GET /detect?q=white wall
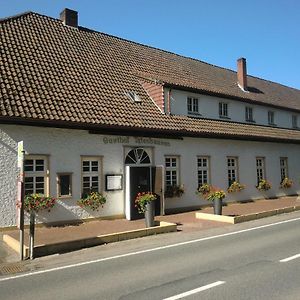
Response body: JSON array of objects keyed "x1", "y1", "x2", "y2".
[
  {"x1": 1, "y1": 124, "x2": 300, "y2": 227},
  {"x1": 0, "y1": 129, "x2": 18, "y2": 227},
  {"x1": 167, "y1": 88, "x2": 299, "y2": 129}
]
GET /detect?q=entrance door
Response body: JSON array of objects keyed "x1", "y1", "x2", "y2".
[
  {"x1": 129, "y1": 166, "x2": 151, "y2": 220},
  {"x1": 125, "y1": 166, "x2": 164, "y2": 220}
]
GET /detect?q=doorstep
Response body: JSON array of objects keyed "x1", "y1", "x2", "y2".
[
  {"x1": 2, "y1": 221, "x2": 177, "y2": 258},
  {"x1": 196, "y1": 205, "x2": 300, "y2": 224}
]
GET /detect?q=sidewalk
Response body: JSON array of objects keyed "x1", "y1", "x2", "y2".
[{"x1": 1, "y1": 196, "x2": 300, "y2": 262}]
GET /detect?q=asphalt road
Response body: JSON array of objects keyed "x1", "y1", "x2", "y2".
[{"x1": 0, "y1": 213, "x2": 300, "y2": 300}]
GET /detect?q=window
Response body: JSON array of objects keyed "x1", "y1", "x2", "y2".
[
  {"x1": 187, "y1": 97, "x2": 199, "y2": 114},
  {"x1": 268, "y1": 111, "x2": 275, "y2": 125},
  {"x1": 125, "y1": 148, "x2": 150, "y2": 164},
  {"x1": 280, "y1": 157, "x2": 288, "y2": 181},
  {"x1": 292, "y1": 115, "x2": 298, "y2": 128},
  {"x1": 82, "y1": 157, "x2": 102, "y2": 197},
  {"x1": 219, "y1": 102, "x2": 228, "y2": 118},
  {"x1": 57, "y1": 173, "x2": 72, "y2": 197},
  {"x1": 197, "y1": 156, "x2": 210, "y2": 187},
  {"x1": 245, "y1": 107, "x2": 254, "y2": 122},
  {"x1": 165, "y1": 156, "x2": 179, "y2": 188},
  {"x1": 227, "y1": 157, "x2": 238, "y2": 187},
  {"x1": 24, "y1": 156, "x2": 48, "y2": 195},
  {"x1": 256, "y1": 157, "x2": 266, "y2": 184}
]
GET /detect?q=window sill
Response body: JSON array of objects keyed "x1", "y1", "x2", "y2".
[
  {"x1": 246, "y1": 119, "x2": 256, "y2": 123},
  {"x1": 219, "y1": 115, "x2": 231, "y2": 120},
  {"x1": 268, "y1": 123, "x2": 277, "y2": 126},
  {"x1": 58, "y1": 195, "x2": 72, "y2": 199},
  {"x1": 188, "y1": 112, "x2": 202, "y2": 116}
]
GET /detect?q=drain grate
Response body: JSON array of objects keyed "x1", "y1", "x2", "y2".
[{"x1": 0, "y1": 263, "x2": 26, "y2": 275}]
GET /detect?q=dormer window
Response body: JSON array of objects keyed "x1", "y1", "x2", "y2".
[
  {"x1": 187, "y1": 97, "x2": 199, "y2": 114},
  {"x1": 126, "y1": 91, "x2": 141, "y2": 103},
  {"x1": 268, "y1": 111, "x2": 275, "y2": 125},
  {"x1": 219, "y1": 102, "x2": 229, "y2": 118}
]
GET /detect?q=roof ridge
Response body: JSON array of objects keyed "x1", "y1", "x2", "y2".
[
  {"x1": 0, "y1": 11, "x2": 33, "y2": 22},
  {"x1": 0, "y1": 10, "x2": 60, "y2": 24}
]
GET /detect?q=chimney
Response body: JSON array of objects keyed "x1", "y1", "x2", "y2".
[
  {"x1": 237, "y1": 57, "x2": 247, "y2": 91},
  {"x1": 60, "y1": 8, "x2": 78, "y2": 28}
]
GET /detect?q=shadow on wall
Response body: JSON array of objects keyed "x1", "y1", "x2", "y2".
[
  {"x1": 31, "y1": 199, "x2": 110, "y2": 227},
  {"x1": 29, "y1": 202, "x2": 82, "y2": 227}
]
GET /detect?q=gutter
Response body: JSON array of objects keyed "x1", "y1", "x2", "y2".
[{"x1": 1, "y1": 116, "x2": 300, "y2": 144}]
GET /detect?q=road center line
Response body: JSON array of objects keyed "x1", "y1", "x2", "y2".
[
  {"x1": 162, "y1": 281, "x2": 225, "y2": 300},
  {"x1": 279, "y1": 253, "x2": 300, "y2": 262},
  {"x1": 1, "y1": 216, "x2": 300, "y2": 282}
]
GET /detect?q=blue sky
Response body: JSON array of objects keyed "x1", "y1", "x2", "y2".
[{"x1": 1, "y1": 0, "x2": 300, "y2": 89}]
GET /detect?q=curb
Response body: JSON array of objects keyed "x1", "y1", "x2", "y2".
[
  {"x1": 2, "y1": 221, "x2": 177, "y2": 258},
  {"x1": 195, "y1": 205, "x2": 300, "y2": 224}
]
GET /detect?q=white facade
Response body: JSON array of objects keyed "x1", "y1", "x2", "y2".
[
  {"x1": 0, "y1": 124, "x2": 299, "y2": 228},
  {"x1": 167, "y1": 88, "x2": 299, "y2": 129}
]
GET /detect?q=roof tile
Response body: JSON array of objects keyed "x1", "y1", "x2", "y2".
[{"x1": 0, "y1": 12, "x2": 300, "y2": 143}]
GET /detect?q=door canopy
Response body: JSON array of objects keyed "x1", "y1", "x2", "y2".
[{"x1": 125, "y1": 148, "x2": 150, "y2": 164}]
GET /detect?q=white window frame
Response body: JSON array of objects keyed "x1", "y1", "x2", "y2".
[
  {"x1": 227, "y1": 157, "x2": 239, "y2": 187},
  {"x1": 187, "y1": 97, "x2": 199, "y2": 114},
  {"x1": 256, "y1": 157, "x2": 266, "y2": 184},
  {"x1": 280, "y1": 157, "x2": 288, "y2": 181},
  {"x1": 81, "y1": 156, "x2": 102, "y2": 197},
  {"x1": 245, "y1": 106, "x2": 254, "y2": 122},
  {"x1": 219, "y1": 102, "x2": 228, "y2": 118},
  {"x1": 268, "y1": 111, "x2": 275, "y2": 125},
  {"x1": 24, "y1": 155, "x2": 49, "y2": 196},
  {"x1": 197, "y1": 156, "x2": 210, "y2": 187},
  {"x1": 165, "y1": 156, "x2": 180, "y2": 188}
]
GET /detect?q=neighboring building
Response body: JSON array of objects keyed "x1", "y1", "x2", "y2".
[{"x1": 1, "y1": 9, "x2": 300, "y2": 228}]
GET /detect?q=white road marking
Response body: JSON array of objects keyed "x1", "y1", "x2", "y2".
[
  {"x1": 279, "y1": 253, "x2": 300, "y2": 262},
  {"x1": 162, "y1": 281, "x2": 225, "y2": 300},
  {"x1": 0, "y1": 216, "x2": 300, "y2": 282}
]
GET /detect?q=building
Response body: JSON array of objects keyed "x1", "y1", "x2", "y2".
[{"x1": 1, "y1": 9, "x2": 300, "y2": 228}]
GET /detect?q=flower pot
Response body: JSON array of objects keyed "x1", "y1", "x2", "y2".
[
  {"x1": 213, "y1": 198, "x2": 222, "y2": 215},
  {"x1": 144, "y1": 201, "x2": 155, "y2": 228}
]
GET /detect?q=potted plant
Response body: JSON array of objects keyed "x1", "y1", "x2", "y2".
[
  {"x1": 256, "y1": 179, "x2": 272, "y2": 191},
  {"x1": 77, "y1": 192, "x2": 106, "y2": 211},
  {"x1": 227, "y1": 181, "x2": 245, "y2": 193},
  {"x1": 22, "y1": 193, "x2": 56, "y2": 259},
  {"x1": 280, "y1": 177, "x2": 293, "y2": 189},
  {"x1": 135, "y1": 192, "x2": 157, "y2": 227},
  {"x1": 197, "y1": 184, "x2": 226, "y2": 215},
  {"x1": 165, "y1": 184, "x2": 184, "y2": 198},
  {"x1": 24, "y1": 193, "x2": 56, "y2": 213}
]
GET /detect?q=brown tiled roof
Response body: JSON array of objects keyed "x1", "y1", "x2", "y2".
[{"x1": 1, "y1": 11, "x2": 300, "y2": 143}]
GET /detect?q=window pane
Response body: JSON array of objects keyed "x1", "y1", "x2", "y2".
[
  {"x1": 59, "y1": 175, "x2": 71, "y2": 196},
  {"x1": 82, "y1": 161, "x2": 90, "y2": 172},
  {"x1": 91, "y1": 161, "x2": 98, "y2": 171},
  {"x1": 24, "y1": 160, "x2": 34, "y2": 172},
  {"x1": 35, "y1": 176, "x2": 44, "y2": 182},
  {"x1": 35, "y1": 160, "x2": 44, "y2": 171},
  {"x1": 187, "y1": 97, "x2": 192, "y2": 112},
  {"x1": 25, "y1": 177, "x2": 33, "y2": 183}
]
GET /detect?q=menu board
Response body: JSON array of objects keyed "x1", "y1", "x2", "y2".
[{"x1": 106, "y1": 174, "x2": 123, "y2": 191}]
